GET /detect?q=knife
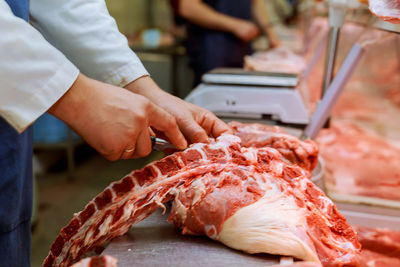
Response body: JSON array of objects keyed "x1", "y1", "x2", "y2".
[{"x1": 150, "y1": 136, "x2": 180, "y2": 153}]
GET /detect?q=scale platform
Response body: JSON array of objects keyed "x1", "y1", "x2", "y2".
[
  {"x1": 185, "y1": 68, "x2": 310, "y2": 126},
  {"x1": 202, "y1": 68, "x2": 299, "y2": 87}
]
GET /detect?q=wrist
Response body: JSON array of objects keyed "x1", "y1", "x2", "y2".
[
  {"x1": 48, "y1": 74, "x2": 92, "y2": 129},
  {"x1": 124, "y1": 75, "x2": 153, "y2": 95},
  {"x1": 124, "y1": 76, "x2": 171, "y2": 105}
]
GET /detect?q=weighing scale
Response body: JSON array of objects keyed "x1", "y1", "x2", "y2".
[{"x1": 185, "y1": 68, "x2": 310, "y2": 128}]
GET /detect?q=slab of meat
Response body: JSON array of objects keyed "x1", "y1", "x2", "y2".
[
  {"x1": 44, "y1": 134, "x2": 360, "y2": 267},
  {"x1": 355, "y1": 226, "x2": 400, "y2": 258},
  {"x1": 316, "y1": 121, "x2": 400, "y2": 202},
  {"x1": 369, "y1": 0, "x2": 400, "y2": 24},
  {"x1": 244, "y1": 47, "x2": 306, "y2": 74},
  {"x1": 270, "y1": 263, "x2": 322, "y2": 267},
  {"x1": 353, "y1": 226, "x2": 400, "y2": 267},
  {"x1": 229, "y1": 121, "x2": 319, "y2": 172},
  {"x1": 70, "y1": 255, "x2": 117, "y2": 267},
  {"x1": 386, "y1": 87, "x2": 400, "y2": 108}
]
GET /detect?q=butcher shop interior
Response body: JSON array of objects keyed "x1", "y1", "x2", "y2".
[{"x1": 3, "y1": 0, "x2": 399, "y2": 266}]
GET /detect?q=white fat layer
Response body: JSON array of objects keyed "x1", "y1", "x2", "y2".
[
  {"x1": 190, "y1": 179, "x2": 206, "y2": 205},
  {"x1": 243, "y1": 149, "x2": 258, "y2": 163},
  {"x1": 170, "y1": 188, "x2": 188, "y2": 224},
  {"x1": 217, "y1": 196, "x2": 320, "y2": 263},
  {"x1": 98, "y1": 215, "x2": 113, "y2": 237}
]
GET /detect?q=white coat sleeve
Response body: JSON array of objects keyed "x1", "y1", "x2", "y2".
[
  {"x1": 30, "y1": 0, "x2": 149, "y2": 88},
  {"x1": 0, "y1": 0, "x2": 80, "y2": 133}
]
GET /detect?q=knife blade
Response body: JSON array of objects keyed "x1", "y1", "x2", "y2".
[{"x1": 150, "y1": 136, "x2": 180, "y2": 153}]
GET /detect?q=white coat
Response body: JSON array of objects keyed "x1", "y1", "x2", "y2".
[{"x1": 0, "y1": 0, "x2": 148, "y2": 132}]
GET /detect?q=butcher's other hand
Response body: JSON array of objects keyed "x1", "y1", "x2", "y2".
[
  {"x1": 49, "y1": 74, "x2": 187, "y2": 161},
  {"x1": 266, "y1": 30, "x2": 281, "y2": 49},
  {"x1": 125, "y1": 76, "x2": 232, "y2": 144},
  {"x1": 233, "y1": 20, "x2": 260, "y2": 42}
]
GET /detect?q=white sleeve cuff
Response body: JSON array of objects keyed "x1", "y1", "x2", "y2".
[{"x1": 102, "y1": 60, "x2": 149, "y2": 88}]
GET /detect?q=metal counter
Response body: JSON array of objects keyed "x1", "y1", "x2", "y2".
[
  {"x1": 103, "y1": 203, "x2": 400, "y2": 266},
  {"x1": 103, "y1": 208, "x2": 281, "y2": 266}
]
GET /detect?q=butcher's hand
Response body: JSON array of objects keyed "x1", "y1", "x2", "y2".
[
  {"x1": 265, "y1": 29, "x2": 281, "y2": 49},
  {"x1": 125, "y1": 76, "x2": 232, "y2": 144},
  {"x1": 232, "y1": 20, "x2": 260, "y2": 42},
  {"x1": 49, "y1": 74, "x2": 187, "y2": 161}
]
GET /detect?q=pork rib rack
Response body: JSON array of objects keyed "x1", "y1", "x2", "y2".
[
  {"x1": 44, "y1": 134, "x2": 360, "y2": 267},
  {"x1": 229, "y1": 121, "x2": 319, "y2": 172}
]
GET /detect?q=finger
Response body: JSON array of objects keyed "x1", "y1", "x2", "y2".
[
  {"x1": 147, "y1": 104, "x2": 188, "y2": 149},
  {"x1": 120, "y1": 144, "x2": 136, "y2": 160},
  {"x1": 203, "y1": 113, "x2": 233, "y2": 138},
  {"x1": 179, "y1": 118, "x2": 210, "y2": 144},
  {"x1": 132, "y1": 129, "x2": 152, "y2": 159},
  {"x1": 198, "y1": 112, "x2": 232, "y2": 138},
  {"x1": 148, "y1": 127, "x2": 156, "y2": 137}
]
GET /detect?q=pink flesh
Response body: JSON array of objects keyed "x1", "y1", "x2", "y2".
[
  {"x1": 386, "y1": 88, "x2": 400, "y2": 108},
  {"x1": 70, "y1": 255, "x2": 117, "y2": 267},
  {"x1": 316, "y1": 121, "x2": 400, "y2": 201},
  {"x1": 354, "y1": 225, "x2": 400, "y2": 258},
  {"x1": 369, "y1": 0, "x2": 400, "y2": 24},
  {"x1": 244, "y1": 48, "x2": 306, "y2": 74},
  {"x1": 44, "y1": 126, "x2": 359, "y2": 267},
  {"x1": 229, "y1": 121, "x2": 319, "y2": 172},
  {"x1": 353, "y1": 225, "x2": 400, "y2": 267}
]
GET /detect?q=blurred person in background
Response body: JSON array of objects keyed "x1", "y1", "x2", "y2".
[
  {"x1": 171, "y1": 0, "x2": 281, "y2": 85},
  {"x1": 0, "y1": 0, "x2": 231, "y2": 265}
]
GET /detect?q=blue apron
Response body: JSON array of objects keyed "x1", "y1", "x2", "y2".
[
  {"x1": 185, "y1": 0, "x2": 253, "y2": 85},
  {"x1": 1, "y1": 1, "x2": 32, "y2": 266}
]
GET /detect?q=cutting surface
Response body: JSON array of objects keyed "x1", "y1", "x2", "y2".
[{"x1": 103, "y1": 207, "x2": 281, "y2": 267}]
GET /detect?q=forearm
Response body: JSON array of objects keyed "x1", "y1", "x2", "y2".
[
  {"x1": 124, "y1": 76, "x2": 174, "y2": 107},
  {"x1": 252, "y1": 0, "x2": 276, "y2": 36},
  {"x1": 179, "y1": 0, "x2": 245, "y2": 33},
  {"x1": 252, "y1": 0, "x2": 280, "y2": 47}
]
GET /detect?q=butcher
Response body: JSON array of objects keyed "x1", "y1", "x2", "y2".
[
  {"x1": 173, "y1": 0, "x2": 281, "y2": 85},
  {"x1": 0, "y1": 0, "x2": 231, "y2": 266}
]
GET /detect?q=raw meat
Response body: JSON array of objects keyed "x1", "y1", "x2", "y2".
[
  {"x1": 244, "y1": 47, "x2": 306, "y2": 74},
  {"x1": 70, "y1": 255, "x2": 117, "y2": 267},
  {"x1": 270, "y1": 263, "x2": 322, "y2": 267},
  {"x1": 369, "y1": 0, "x2": 400, "y2": 24},
  {"x1": 354, "y1": 226, "x2": 400, "y2": 258},
  {"x1": 44, "y1": 134, "x2": 360, "y2": 267},
  {"x1": 316, "y1": 121, "x2": 400, "y2": 201},
  {"x1": 229, "y1": 121, "x2": 319, "y2": 172},
  {"x1": 353, "y1": 226, "x2": 400, "y2": 267},
  {"x1": 332, "y1": 91, "x2": 387, "y2": 122},
  {"x1": 359, "y1": 250, "x2": 400, "y2": 267},
  {"x1": 386, "y1": 87, "x2": 400, "y2": 108}
]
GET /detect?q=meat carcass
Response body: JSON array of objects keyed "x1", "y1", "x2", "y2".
[
  {"x1": 244, "y1": 47, "x2": 307, "y2": 74},
  {"x1": 70, "y1": 255, "x2": 117, "y2": 267},
  {"x1": 229, "y1": 121, "x2": 319, "y2": 172},
  {"x1": 369, "y1": 0, "x2": 400, "y2": 24},
  {"x1": 316, "y1": 121, "x2": 400, "y2": 202},
  {"x1": 353, "y1": 226, "x2": 400, "y2": 267},
  {"x1": 386, "y1": 87, "x2": 400, "y2": 108},
  {"x1": 44, "y1": 134, "x2": 360, "y2": 267}
]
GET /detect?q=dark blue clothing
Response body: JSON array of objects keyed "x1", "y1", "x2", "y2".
[
  {"x1": 1, "y1": 1, "x2": 33, "y2": 266},
  {"x1": 185, "y1": 0, "x2": 253, "y2": 85},
  {"x1": 4, "y1": 0, "x2": 29, "y2": 21}
]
